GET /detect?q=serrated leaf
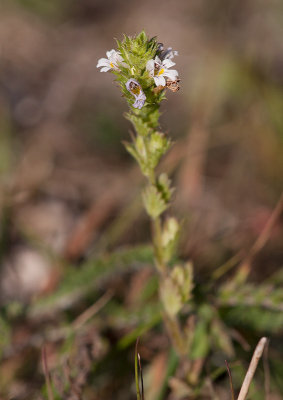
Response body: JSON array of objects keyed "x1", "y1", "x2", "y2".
[
  {"x1": 29, "y1": 245, "x2": 153, "y2": 317},
  {"x1": 160, "y1": 277, "x2": 182, "y2": 317},
  {"x1": 142, "y1": 185, "x2": 168, "y2": 219}
]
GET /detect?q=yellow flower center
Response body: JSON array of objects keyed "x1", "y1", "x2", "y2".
[
  {"x1": 110, "y1": 62, "x2": 114, "y2": 68},
  {"x1": 129, "y1": 81, "x2": 141, "y2": 95},
  {"x1": 158, "y1": 68, "x2": 165, "y2": 76},
  {"x1": 131, "y1": 86, "x2": 140, "y2": 95}
]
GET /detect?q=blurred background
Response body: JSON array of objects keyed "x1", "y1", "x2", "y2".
[{"x1": 0, "y1": 0, "x2": 282, "y2": 399}]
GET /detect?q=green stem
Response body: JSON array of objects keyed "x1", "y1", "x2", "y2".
[
  {"x1": 152, "y1": 217, "x2": 166, "y2": 276},
  {"x1": 134, "y1": 115, "x2": 187, "y2": 357},
  {"x1": 135, "y1": 339, "x2": 141, "y2": 400},
  {"x1": 149, "y1": 181, "x2": 186, "y2": 358},
  {"x1": 163, "y1": 312, "x2": 187, "y2": 357}
]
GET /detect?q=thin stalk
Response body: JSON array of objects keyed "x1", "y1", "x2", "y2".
[
  {"x1": 149, "y1": 187, "x2": 186, "y2": 356},
  {"x1": 152, "y1": 217, "x2": 166, "y2": 276},
  {"x1": 135, "y1": 339, "x2": 141, "y2": 400},
  {"x1": 163, "y1": 312, "x2": 186, "y2": 357},
  {"x1": 237, "y1": 337, "x2": 267, "y2": 400}
]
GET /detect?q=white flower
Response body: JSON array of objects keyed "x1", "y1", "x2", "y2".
[
  {"x1": 146, "y1": 56, "x2": 178, "y2": 87},
  {"x1": 96, "y1": 49, "x2": 126, "y2": 72},
  {"x1": 126, "y1": 79, "x2": 146, "y2": 109}
]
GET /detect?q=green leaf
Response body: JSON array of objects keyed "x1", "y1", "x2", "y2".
[
  {"x1": 29, "y1": 245, "x2": 153, "y2": 317},
  {"x1": 190, "y1": 319, "x2": 210, "y2": 359},
  {"x1": 157, "y1": 173, "x2": 174, "y2": 203},
  {"x1": 160, "y1": 277, "x2": 183, "y2": 317},
  {"x1": 142, "y1": 185, "x2": 168, "y2": 219},
  {"x1": 221, "y1": 305, "x2": 283, "y2": 333}
]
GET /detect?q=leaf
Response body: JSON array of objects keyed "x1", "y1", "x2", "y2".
[
  {"x1": 29, "y1": 245, "x2": 153, "y2": 317},
  {"x1": 142, "y1": 185, "x2": 168, "y2": 219},
  {"x1": 159, "y1": 277, "x2": 182, "y2": 317},
  {"x1": 221, "y1": 305, "x2": 283, "y2": 333},
  {"x1": 190, "y1": 319, "x2": 210, "y2": 359}
]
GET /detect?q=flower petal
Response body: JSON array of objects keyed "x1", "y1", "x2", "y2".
[
  {"x1": 164, "y1": 69, "x2": 178, "y2": 80},
  {"x1": 115, "y1": 54, "x2": 124, "y2": 63},
  {"x1": 160, "y1": 47, "x2": 178, "y2": 60},
  {"x1": 146, "y1": 59, "x2": 155, "y2": 75},
  {"x1": 163, "y1": 59, "x2": 176, "y2": 69},
  {"x1": 154, "y1": 56, "x2": 162, "y2": 65},
  {"x1": 133, "y1": 97, "x2": 146, "y2": 109},
  {"x1": 100, "y1": 66, "x2": 111, "y2": 72},
  {"x1": 126, "y1": 78, "x2": 141, "y2": 91},
  {"x1": 106, "y1": 49, "x2": 117, "y2": 58},
  {"x1": 126, "y1": 79, "x2": 146, "y2": 109},
  {"x1": 96, "y1": 58, "x2": 110, "y2": 68},
  {"x1": 154, "y1": 76, "x2": 166, "y2": 86},
  {"x1": 120, "y1": 61, "x2": 129, "y2": 68}
]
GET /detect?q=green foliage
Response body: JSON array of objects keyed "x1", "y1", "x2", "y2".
[
  {"x1": 135, "y1": 339, "x2": 141, "y2": 400},
  {"x1": 142, "y1": 185, "x2": 168, "y2": 219},
  {"x1": 161, "y1": 217, "x2": 180, "y2": 263},
  {"x1": 190, "y1": 319, "x2": 210, "y2": 360},
  {"x1": 114, "y1": 32, "x2": 163, "y2": 116},
  {"x1": 210, "y1": 317, "x2": 234, "y2": 357},
  {"x1": 147, "y1": 132, "x2": 171, "y2": 169},
  {"x1": 124, "y1": 133, "x2": 171, "y2": 178},
  {"x1": 160, "y1": 277, "x2": 183, "y2": 318},
  {"x1": 0, "y1": 114, "x2": 13, "y2": 175},
  {"x1": 96, "y1": 30, "x2": 283, "y2": 398},
  {"x1": 116, "y1": 32, "x2": 158, "y2": 74},
  {"x1": 156, "y1": 173, "x2": 174, "y2": 203},
  {"x1": 29, "y1": 245, "x2": 153, "y2": 317},
  {"x1": 0, "y1": 314, "x2": 11, "y2": 357},
  {"x1": 125, "y1": 113, "x2": 154, "y2": 137},
  {"x1": 221, "y1": 305, "x2": 283, "y2": 333},
  {"x1": 8, "y1": 0, "x2": 67, "y2": 19},
  {"x1": 117, "y1": 305, "x2": 162, "y2": 349},
  {"x1": 218, "y1": 281, "x2": 283, "y2": 333},
  {"x1": 171, "y1": 263, "x2": 193, "y2": 304}
]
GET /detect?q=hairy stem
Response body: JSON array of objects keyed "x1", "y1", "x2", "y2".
[
  {"x1": 152, "y1": 217, "x2": 166, "y2": 276},
  {"x1": 131, "y1": 106, "x2": 188, "y2": 357},
  {"x1": 147, "y1": 173, "x2": 186, "y2": 357}
]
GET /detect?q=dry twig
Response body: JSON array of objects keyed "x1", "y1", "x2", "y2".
[
  {"x1": 237, "y1": 337, "x2": 267, "y2": 400},
  {"x1": 225, "y1": 360, "x2": 235, "y2": 400},
  {"x1": 72, "y1": 289, "x2": 113, "y2": 330},
  {"x1": 237, "y1": 193, "x2": 283, "y2": 281}
]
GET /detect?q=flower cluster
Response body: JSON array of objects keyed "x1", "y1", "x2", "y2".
[
  {"x1": 97, "y1": 33, "x2": 192, "y2": 362},
  {"x1": 146, "y1": 56, "x2": 178, "y2": 87},
  {"x1": 96, "y1": 32, "x2": 179, "y2": 110}
]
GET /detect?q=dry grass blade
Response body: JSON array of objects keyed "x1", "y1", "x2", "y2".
[
  {"x1": 135, "y1": 338, "x2": 141, "y2": 400},
  {"x1": 263, "y1": 339, "x2": 271, "y2": 400},
  {"x1": 135, "y1": 338, "x2": 145, "y2": 400},
  {"x1": 138, "y1": 353, "x2": 145, "y2": 400},
  {"x1": 238, "y1": 193, "x2": 283, "y2": 281},
  {"x1": 237, "y1": 337, "x2": 267, "y2": 400},
  {"x1": 41, "y1": 346, "x2": 54, "y2": 400},
  {"x1": 225, "y1": 360, "x2": 235, "y2": 400},
  {"x1": 72, "y1": 289, "x2": 114, "y2": 330}
]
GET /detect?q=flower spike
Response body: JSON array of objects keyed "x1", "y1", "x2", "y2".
[{"x1": 96, "y1": 32, "x2": 187, "y2": 362}]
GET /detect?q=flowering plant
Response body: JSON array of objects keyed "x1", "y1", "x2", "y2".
[{"x1": 97, "y1": 31, "x2": 191, "y2": 358}]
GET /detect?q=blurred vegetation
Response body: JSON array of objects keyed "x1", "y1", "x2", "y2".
[{"x1": 0, "y1": 0, "x2": 282, "y2": 399}]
